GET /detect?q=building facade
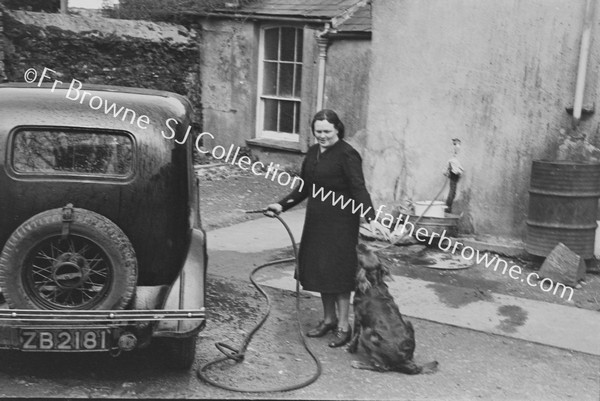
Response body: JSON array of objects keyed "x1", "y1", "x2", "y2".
[
  {"x1": 196, "y1": 0, "x2": 372, "y2": 169},
  {"x1": 364, "y1": 0, "x2": 600, "y2": 238}
]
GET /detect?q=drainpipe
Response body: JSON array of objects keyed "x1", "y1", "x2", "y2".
[
  {"x1": 572, "y1": 0, "x2": 596, "y2": 128},
  {"x1": 316, "y1": 23, "x2": 331, "y2": 111}
]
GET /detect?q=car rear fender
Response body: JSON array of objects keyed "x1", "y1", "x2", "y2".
[{"x1": 153, "y1": 227, "x2": 207, "y2": 337}]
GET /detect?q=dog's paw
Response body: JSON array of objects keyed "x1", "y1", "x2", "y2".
[
  {"x1": 351, "y1": 360, "x2": 365, "y2": 369},
  {"x1": 421, "y1": 361, "x2": 439, "y2": 374}
]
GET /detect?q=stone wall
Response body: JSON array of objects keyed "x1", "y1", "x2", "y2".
[
  {"x1": 0, "y1": 7, "x2": 6, "y2": 81},
  {"x1": 1, "y1": 8, "x2": 201, "y2": 125}
]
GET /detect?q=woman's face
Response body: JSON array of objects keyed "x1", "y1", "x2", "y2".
[{"x1": 313, "y1": 119, "x2": 339, "y2": 149}]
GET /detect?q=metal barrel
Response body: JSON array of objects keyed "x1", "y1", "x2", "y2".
[{"x1": 526, "y1": 160, "x2": 600, "y2": 258}]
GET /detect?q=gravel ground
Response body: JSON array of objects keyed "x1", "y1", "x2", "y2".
[
  {"x1": 1, "y1": 272, "x2": 596, "y2": 399},
  {"x1": 197, "y1": 162, "x2": 305, "y2": 231}
]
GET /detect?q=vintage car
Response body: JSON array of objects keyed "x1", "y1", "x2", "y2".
[{"x1": 0, "y1": 82, "x2": 206, "y2": 369}]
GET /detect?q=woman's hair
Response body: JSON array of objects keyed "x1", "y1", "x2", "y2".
[{"x1": 311, "y1": 109, "x2": 345, "y2": 139}]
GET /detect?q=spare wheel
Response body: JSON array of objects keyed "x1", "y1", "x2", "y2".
[{"x1": 0, "y1": 206, "x2": 137, "y2": 310}]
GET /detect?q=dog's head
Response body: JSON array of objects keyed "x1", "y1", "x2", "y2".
[
  {"x1": 356, "y1": 243, "x2": 392, "y2": 293},
  {"x1": 360, "y1": 327, "x2": 416, "y2": 367}
]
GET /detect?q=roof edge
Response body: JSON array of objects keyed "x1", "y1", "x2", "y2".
[
  {"x1": 178, "y1": 10, "x2": 332, "y2": 24},
  {"x1": 178, "y1": 0, "x2": 371, "y2": 28},
  {"x1": 328, "y1": 31, "x2": 371, "y2": 40}
]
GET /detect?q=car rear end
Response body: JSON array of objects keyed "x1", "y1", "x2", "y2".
[{"x1": 0, "y1": 83, "x2": 206, "y2": 368}]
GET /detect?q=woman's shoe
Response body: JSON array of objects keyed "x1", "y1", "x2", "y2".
[
  {"x1": 328, "y1": 326, "x2": 351, "y2": 348},
  {"x1": 306, "y1": 320, "x2": 338, "y2": 337}
]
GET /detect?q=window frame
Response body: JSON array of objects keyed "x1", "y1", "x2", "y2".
[
  {"x1": 6, "y1": 125, "x2": 137, "y2": 183},
  {"x1": 256, "y1": 24, "x2": 304, "y2": 143}
]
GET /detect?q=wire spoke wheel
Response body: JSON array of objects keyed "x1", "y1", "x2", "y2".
[
  {"x1": 24, "y1": 235, "x2": 113, "y2": 309},
  {"x1": 0, "y1": 207, "x2": 137, "y2": 310}
]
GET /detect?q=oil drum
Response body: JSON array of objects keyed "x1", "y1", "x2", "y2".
[{"x1": 526, "y1": 160, "x2": 600, "y2": 258}]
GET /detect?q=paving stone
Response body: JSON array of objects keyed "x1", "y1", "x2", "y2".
[{"x1": 539, "y1": 242, "x2": 586, "y2": 287}]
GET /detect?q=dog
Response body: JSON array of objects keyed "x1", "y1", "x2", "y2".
[{"x1": 348, "y1": 243, "x2": 439, "y2": 374}]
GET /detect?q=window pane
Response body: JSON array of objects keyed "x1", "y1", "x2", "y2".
[
  {"x1": 296, "y1": 29, "x2": 303, "y2": 62},
  {"x1": 279, "y1": 63, "x2": 294, "y2": 97},
  {"x1": 264, "y1": 28, "x2": 279, "y2": 60},
  {"x1": 260, "y1": 27, "x2": 303, "y2": 139},
  {"x1": 12, "y1": 129, "x2": 133, "y2": 176},
  {"x1": 280, "y1": 27, "x2": 296, "y2": 62},
  {"x1": 263, "y1": 61, "x2": 278, "y2": 95},
  {"x1": 263, "y1": 99, "x2": 278, "y2": 131},
  {"x1": 279, "y1": 101, "x2": 297, "y2": 133},
  {"x1": 294, "y1": 64, "x2": 302, "y2": 98},
  {"x1": 295, "y1": 103, "x2": 301, "y2": 134}
]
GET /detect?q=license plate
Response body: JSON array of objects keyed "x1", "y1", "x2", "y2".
[{"x1": 20, "y1": 328, "x2": 111, "y2": 351}]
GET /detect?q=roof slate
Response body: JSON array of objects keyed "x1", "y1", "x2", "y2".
[
  {"x1": 334, "y1": 1, "x2": 370, "y2": 32},
  {"x1": 213, "y1": 0, "x2": 364, "y2": 20}
]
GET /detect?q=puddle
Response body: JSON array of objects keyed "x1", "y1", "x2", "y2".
[
  {"x1": 426, "y1": 282, "x2": 493, "y2": 308},
  {"x1": 496, "y1": 305, "x2": 528, "y2": 333},
  {"x1": 398, "y1": 249, "x2": 474, "y2": 270},
  {"x1": 398, "y1": 251, "x2": 436, "y2": 266}
]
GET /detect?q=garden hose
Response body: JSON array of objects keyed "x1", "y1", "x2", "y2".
[{"x1": 196, "y1": 210, "x2": 322, "y2": 393}]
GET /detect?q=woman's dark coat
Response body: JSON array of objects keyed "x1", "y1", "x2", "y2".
[{"x1": 278, "y1": 140, "x2": 375, "y2": 293}]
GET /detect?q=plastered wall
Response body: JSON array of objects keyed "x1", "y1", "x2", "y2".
[
  {"x1": 365, "y1": 0, "x2": 600, "y2": 238},
  {"x1": 324, "y1": 38, "x2": 371, "y2": 149},
  {"x1": 199, "y1": 19, "x2": 259, "y2": 150}
]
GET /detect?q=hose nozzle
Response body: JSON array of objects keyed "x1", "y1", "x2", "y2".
[{"x1": 245, "y1": 209, "x2": 267, "y2": 214}]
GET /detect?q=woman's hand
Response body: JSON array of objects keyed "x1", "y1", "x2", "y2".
[{"x1": 264, "y1": 203, "x2": 283, "y2": 217}]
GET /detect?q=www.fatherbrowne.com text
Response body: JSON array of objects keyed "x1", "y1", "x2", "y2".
[{"x1": 25, "y1": 66, "x2": 572, "y2": 301}]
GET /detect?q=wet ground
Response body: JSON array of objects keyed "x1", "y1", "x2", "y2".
[
  {"x1": 198, "y1": 162, "x2": 600, "y2": 312},
  {"x1": 375, "y1": 244, "x2": 600, "y2": 311},
  {"x1": 2, "y1": 273, "x2": 596, "y2": 400}
]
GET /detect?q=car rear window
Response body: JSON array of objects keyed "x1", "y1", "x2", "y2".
[{"x1": 11, "y1": 128, "x2": 134, "y2": 178}]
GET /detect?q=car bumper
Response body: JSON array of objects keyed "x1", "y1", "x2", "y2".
[{"x1": 0, "y1": 308, "x2": 205, "y2": 352}]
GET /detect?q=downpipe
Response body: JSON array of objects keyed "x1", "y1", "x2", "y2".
[{"x1": 572, "y1": 0, "x2": 596, "y2": 127}]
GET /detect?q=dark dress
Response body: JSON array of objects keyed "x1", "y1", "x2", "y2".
[{"x1": 278, "y1": 140, "x2": 375, "y2": 294}]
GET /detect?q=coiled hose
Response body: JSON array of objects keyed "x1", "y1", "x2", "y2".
[{"x1": 196, "y1": 211, "x2": 322, "y2": 393}]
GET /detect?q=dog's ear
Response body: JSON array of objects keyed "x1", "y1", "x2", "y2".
[
  {"x1": 374, "y1": 262, "x2": 393, "y2": 285},
  {"x1": 381, "y1": 263, "x2": 394, "y2": 281},
  {"x1": 356, "y1": 268, "x2": 371, "y2": 293}
]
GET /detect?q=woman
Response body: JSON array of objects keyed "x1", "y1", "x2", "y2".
[{"x1": 266, "y1": 109, "x2": 376, "y2": 348}]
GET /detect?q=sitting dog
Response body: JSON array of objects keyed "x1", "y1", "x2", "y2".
[{"x1": 348, "y1": 243, "x2": 439, "y2": 374}]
